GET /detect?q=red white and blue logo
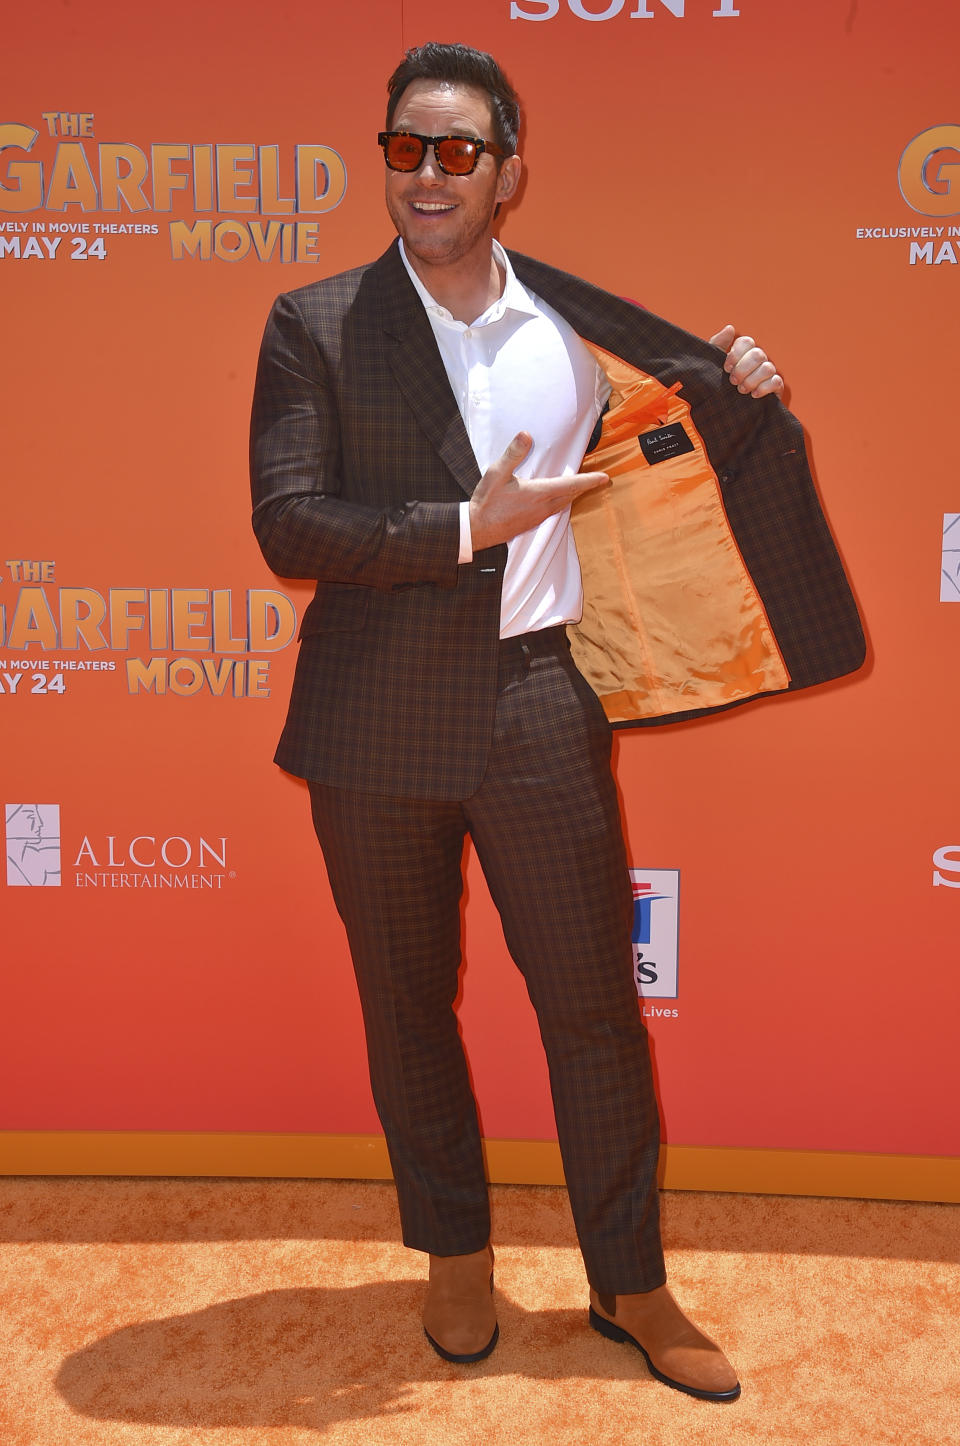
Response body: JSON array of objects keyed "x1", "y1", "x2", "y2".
[{"x1": 629, "y1": 869, "x2": 679, "y2": 999}]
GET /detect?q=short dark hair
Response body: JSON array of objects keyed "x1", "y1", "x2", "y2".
[{"x1": 385, "y1": 42, "x2": 521, "y2": 156}]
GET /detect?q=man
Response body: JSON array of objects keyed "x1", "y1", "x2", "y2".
[{"x1": 250, "y1": 43, "x2": 863, "y2": 1403}]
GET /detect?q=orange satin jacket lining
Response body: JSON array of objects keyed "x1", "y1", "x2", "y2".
[{"x1": 569, "y1": 342, "x2": 791, "y2": 725}]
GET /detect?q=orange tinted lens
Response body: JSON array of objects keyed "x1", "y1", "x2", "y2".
[
  {"x1": 386, "y1": 135, "x2": 425, "y2": 170},
  {"x1": 436, "y1": 137, "x2": 478, "y2": 174}
]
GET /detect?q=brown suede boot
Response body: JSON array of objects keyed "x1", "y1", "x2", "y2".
[
  {"x1": 423, "y1": 1244, "x2": 498, "y2": 1363},
  {"x1": 589, "y1": 1284, "x2": 741, "y2": 1402}
]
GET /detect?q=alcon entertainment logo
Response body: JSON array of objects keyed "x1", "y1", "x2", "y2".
[
  {"x1": 3, "y1": 803, "x2": 231, "y2": 889},
  {"x1": 5, "y1": 803, "x2": 61, "y2": 885},
  {"x1": 942, "y1": 515, "x2": 960, "y2": 601},
  {"x1": 73, "y1": 831, "x2": 230, "y2": 889}
]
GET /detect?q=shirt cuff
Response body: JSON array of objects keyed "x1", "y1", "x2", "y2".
[{"x1": 458, "y1": 500, "x2": 474, "y2": 564}]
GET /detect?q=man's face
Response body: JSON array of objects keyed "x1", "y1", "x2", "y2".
[{"x1": 384, "y1": 80, "x2": 521, "y2": 273}]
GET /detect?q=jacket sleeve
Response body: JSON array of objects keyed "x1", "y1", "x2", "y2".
[{"x1": 249, "y1": 291, "x2": 461, "y2": 590}]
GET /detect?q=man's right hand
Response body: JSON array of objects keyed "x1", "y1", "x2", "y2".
[{"x1": 468, "y1": 433, "x2": 611, "y2": 552}]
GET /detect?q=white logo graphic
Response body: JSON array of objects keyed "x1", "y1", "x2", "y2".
[
  {"x1": 942, "y1": 514, "x2": 960, "y2": 601},
  {"x1": 510, "y1": 0, "x2": 741, "y2": 21},
  {"x1": 933, "y1": 845, "x2": 960, "y2": 888},
  {"x1": 5, "y1": 803, "x2": 61, "y2": 886},
  {"x1": 72, "y1": 831, "x2": 229, "y2": 889},
  {"x1": 629, "y1": 868, "x2": 679, "y2": 999}
]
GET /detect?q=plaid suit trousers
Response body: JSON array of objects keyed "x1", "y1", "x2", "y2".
[{"x1": 308, "y1": 627, "x2": 666, "y2": 1295}]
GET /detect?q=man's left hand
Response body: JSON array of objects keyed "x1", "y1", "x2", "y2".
[{"x1": 709, "y1": 324, "x2": 783, "y2": 398}]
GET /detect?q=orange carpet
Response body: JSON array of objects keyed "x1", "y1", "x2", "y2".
[{"x1": 1, "y1": 1177, "x2": 957, "y2": 1445}]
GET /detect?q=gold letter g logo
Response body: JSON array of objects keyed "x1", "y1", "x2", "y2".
[{"x1": 899, "y1": 124, "x2": 960, "y2": 216}]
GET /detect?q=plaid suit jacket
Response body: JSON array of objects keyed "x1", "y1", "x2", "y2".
[{"x1": 250, "y1": 240, "x2": 864, "y2": 799}]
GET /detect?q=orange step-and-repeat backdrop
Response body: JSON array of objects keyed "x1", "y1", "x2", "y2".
[{"x1": 3, "y1": 0, "x2": 958, "y2": 1160}]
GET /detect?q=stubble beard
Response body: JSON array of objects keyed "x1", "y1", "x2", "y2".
[{"x1": 387, "y1": 187, "x2": 498, "y2": 273}]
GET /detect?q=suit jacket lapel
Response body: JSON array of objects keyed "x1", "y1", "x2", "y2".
[{"x1": 372, "y1": 242, "x2": 481, "y2": 499}]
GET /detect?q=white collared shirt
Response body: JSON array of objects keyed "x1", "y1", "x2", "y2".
[{"x1": 399, "y1": 239, "x2": 610, "y2": 638}]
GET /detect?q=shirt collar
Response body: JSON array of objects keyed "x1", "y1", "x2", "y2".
[{"x1": 398, "y1": 238, "x2": 540, "y2": 326}]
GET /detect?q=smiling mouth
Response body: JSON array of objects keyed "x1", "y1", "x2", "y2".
[{"x1": 411, "y1": 201, "x2": 456, "y2": 213}]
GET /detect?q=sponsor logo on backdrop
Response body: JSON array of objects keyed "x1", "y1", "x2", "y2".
[
  {"x1": 4, "y1": 802, "x2": 232, "y2": 889},
  {"x1": 899, "y1": 126, "x2": 960, "y2": 217},
  {"x1": 0, "y1": 557, "x2": 296, "y2": 698},
  {"x1": 0, "y1": 113, "x2": 346, "y2": 263},
  {"x1": 942, "y1": 514, "x2": 960, "y2": 601},
  {"x1": 856, "y1": 124, "x2": 960, "y2": 266},
  {"x1": 510, "y1": 0, "x2": 740, "y2": 21},
  {"x1": 932, "y1": 846, "x2": 960, "y2": 888},
  {"x1": 73, "y1": 829, "x2": 231, "y2": 889},
  {"x1": 5, "y1": 804, "x2": 61, "y2": 886},
  {"x1": 629, "y1": 868, "x2": 679, "y2": 1012}
]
